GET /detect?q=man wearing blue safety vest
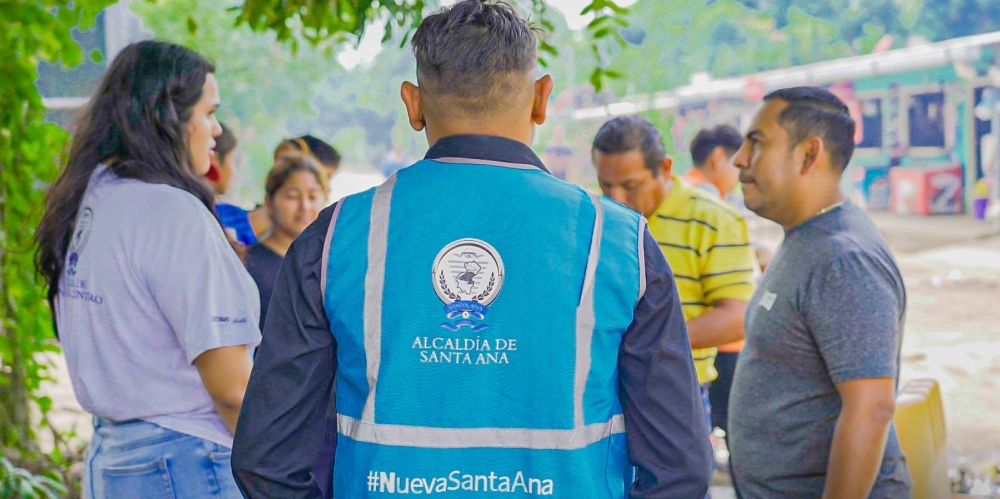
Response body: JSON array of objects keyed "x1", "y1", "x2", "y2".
[{"x1": 231, "y1": 1, "x2": 712, "y2": 497}]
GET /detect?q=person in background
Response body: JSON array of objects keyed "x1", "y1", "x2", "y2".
[
  {"x1": 684, "y1": 125, "x2": 743, "y2": 200},
  {"x1": 35, "y1": 40, "x2": 259, "y2": 499},
  {"x1": 206, "y1": 122, "x2": 257, "y2": 247},
  {"x1": 274, "y1": 135, "x2": 342, "y2": 180},
  {"x1": 686, "y1": 124, "x2": 753, "y2": 466},
  {"x1": 245, "y1": 153, "x2": 328, "y2": 329},
  {"x1": 543, "y1": 125, "x2": 573, "y2": 180},
  {"x1": 728, "y1": 87, "x2": 911, "y2": 498},
  {"x1": 593, "y1": 116, "x2": 758, "y2": 496},
  {"x1": 250, "y1": 135, "x2": 341, "y2": 236}
]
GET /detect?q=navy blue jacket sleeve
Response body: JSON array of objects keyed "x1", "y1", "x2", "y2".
[
  {"x1": 232, "y1": 204, "x2": 338, "y2": 499},
  {"x1": 619, "y1": 228, "x2": 713, "y2": 498}
]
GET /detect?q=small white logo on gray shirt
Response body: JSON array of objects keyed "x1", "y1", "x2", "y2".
[{"x1": 759, "y1": 291, "x2": 777, "y2": 311}]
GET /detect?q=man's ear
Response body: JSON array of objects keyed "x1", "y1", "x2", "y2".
[
  {"x1": 531, "y1": 75, "x2": 555, "y2": 126},
  {"x1": 800, "y1": 136, "x2": 823, "y2": 175},
  {"x1": 401, "y1": 81, "x2": 425, "y2": 132},
  {"x1": 659, "y1": 156, "x2": 674, "y2": 179}
]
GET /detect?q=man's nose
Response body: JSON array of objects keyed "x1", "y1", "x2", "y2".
[
  {"x1": 607, "y1": 186, "x2": 628, "y2": 205},
  {"x1": 733, "y1": 142, "x2": 751, "y2": 170}
]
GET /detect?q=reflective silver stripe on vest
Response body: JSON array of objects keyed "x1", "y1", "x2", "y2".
[
  {"x1": 430, "y1": 157, "x2": 543, "y2": 171},
  {"x1": 338, "y1": 413, "x2": 625, "y2": 450},
  {"x1": 637, "y1": 216, "x2": 648, "y2": 301},
  {"x1": 320, "y1": 201, "x2": 344, "y2": 305},
  {"x1": 361, "y1": 175, "x2": 397, "y2": 422},
  {"x1": 574, "y1": 193, "x2": 604, "y2": 429}
]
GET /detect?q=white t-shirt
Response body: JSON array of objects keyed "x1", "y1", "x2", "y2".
[{"x1": 56, "y1": 166, "x2": 261, "y2": 447}]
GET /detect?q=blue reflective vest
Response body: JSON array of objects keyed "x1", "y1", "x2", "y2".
[{"x1": 321, "y1": 157, "x2": 647, "y2": 498}]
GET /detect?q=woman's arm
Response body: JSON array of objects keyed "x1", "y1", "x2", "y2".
[{"x1": 194, "y1": 345, "x2": 253, "y2": 434}]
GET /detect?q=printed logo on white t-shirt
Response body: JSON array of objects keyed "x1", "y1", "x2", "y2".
[
  {"x1": 67, "y1": 207, "x2": 94, "y2": 276},
  {"x1": 62, "y1": 206, "x2": 104, "y2": 305}
]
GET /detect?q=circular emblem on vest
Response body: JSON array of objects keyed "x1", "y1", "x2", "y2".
[{"x1": 432, "y1": 239, "x2": 504, "y2": 332}]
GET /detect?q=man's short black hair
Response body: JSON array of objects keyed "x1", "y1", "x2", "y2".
[
  {"x1": 764, "y1": 86, "x2": 857, "y2": 170},
  {"x1": 299, "y1": 135, "x2": 341, "y2": 168},
  {"x1": 411, "y1": 0, "x2": 538, "y2": 115},
  {"x1": 592, "y1": 116, "x2": 666, "y2": 176},
  {"x1": 690, "y1": 125, "x2": 742, "y2": 167}
]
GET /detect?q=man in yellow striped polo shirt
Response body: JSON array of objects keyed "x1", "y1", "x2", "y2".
[{"x1": 591, "y1": 116, "x2": 757, "y2": 449}]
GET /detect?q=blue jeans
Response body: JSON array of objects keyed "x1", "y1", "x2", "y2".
[{"x1": 83, "y1": 417, "x2": 242, "y2": 499}]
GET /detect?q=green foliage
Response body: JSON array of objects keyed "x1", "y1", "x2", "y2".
[
  {"x1": 0, "y1": 0, "x2": 113, "y2": 495},
  {"x1": 233, "y1": 0, "x2": 632, "y2": 91},
  {"x1": 760, "y1": 0, "x2": 1000, "y2": 53},
  {"x1": 0, "y1": 457, "x2": 66, "y2": 499},
  {"x1": 235, "y1": 0, "x2": 427, "y2": 47}
]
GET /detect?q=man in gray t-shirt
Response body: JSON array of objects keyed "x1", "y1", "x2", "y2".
[{"x1": 729, "y1": 87, "x2": 912, "y2": 498}]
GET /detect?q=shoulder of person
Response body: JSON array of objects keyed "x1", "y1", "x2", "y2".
[
  {"x1": 806, "y1": 237, "x2": 901, "y2": 292},
  {"x1": 110, "y1": 179, "x2": 209, "y2": 211},
  {"x1": 596, "y1": 192, "x2": 642, "y2": 226},
  {"x1": 104, "y1": 181, "x2": 219, "y2": 236},
  {"x1": 684, "y1": 182, "x2": 746, "y2": 226}
]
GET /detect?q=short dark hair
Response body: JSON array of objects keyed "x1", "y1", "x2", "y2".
[
  {"x1": 592, "y1": 116, "x2": 666, "y2": 176},
  {"x1": 411, "y1": 0, "x2": 538, "y2": 115},
  {"x1": 764, "y1": 87, "x2": 856, "y2": 170},
  {"x1": 275, "y1": 135, "x2": 341, "y2": 169},
  {"x1": 298, "y1": 135, "x2": 341, "y2": 168},
  {"x1": 216, "y1": 121, "x2": 238, "y2": 164},
  {"x1": 690, "y1": 125, "x2": 742, "y2": 167}
]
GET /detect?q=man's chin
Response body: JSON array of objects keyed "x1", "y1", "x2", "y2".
[{"x1": 744, "y1": 198, "x2": 766, "y2": 217}]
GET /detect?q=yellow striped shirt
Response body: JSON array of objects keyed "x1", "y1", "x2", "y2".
[{"x1": 648, "y1": 175, "x2": 757, "y2": 383}]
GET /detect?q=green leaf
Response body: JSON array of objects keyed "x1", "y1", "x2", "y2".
[
  {"x1": 587, "y1": 16, "x2": 609, "y2": 29},
  {"x1": 606, "y1": 1, "x2": 629, "y2": 15},
  {"x1": 187, "y1": 16, "x2": 198, "y2": 34},
  {"x1": 90, "y1": 48, "x2": 104, "y2": 63},
  {"x1": 36, "y1": 395, "x2": 53, "y2": 414},
  {"x1": 590, "y1": 67, "x2": 604, "y2": 91}
]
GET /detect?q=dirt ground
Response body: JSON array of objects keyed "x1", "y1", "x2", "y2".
[
  {"x1": 36, "y1": 213, "x2": 1000, "y2": 492},
  {"x1": 894, "y1": 235, "x2": 1000, "y2": 472}
]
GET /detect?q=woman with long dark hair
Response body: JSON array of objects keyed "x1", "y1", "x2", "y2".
[{"x1": 35, "y1": 41, "x2": 259, "y2": 498}]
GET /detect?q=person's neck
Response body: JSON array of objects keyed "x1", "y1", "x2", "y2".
[
  {"x1": 647, "y1": 177, "x2": 675, "y2": 219},
  {"x1": 426, "y1": 122, "x2": 532, "y2": 149},
  {"x1": 782, "y1": 188, "x2": 845, "y2": 231},
  {"x1": 262, "y1": 230, "x2": 295, "y2": 257},
  {"x1": 692, "y1": 165, "x2": 725, "y2": 193}
]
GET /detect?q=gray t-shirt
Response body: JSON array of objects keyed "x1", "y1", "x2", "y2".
[
  {"x1": 56, "y1": 166, "x2": 261, "y2": 447},
  {"x1": 729, "y1": 201, "x2": 912, "y2": 498}
]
